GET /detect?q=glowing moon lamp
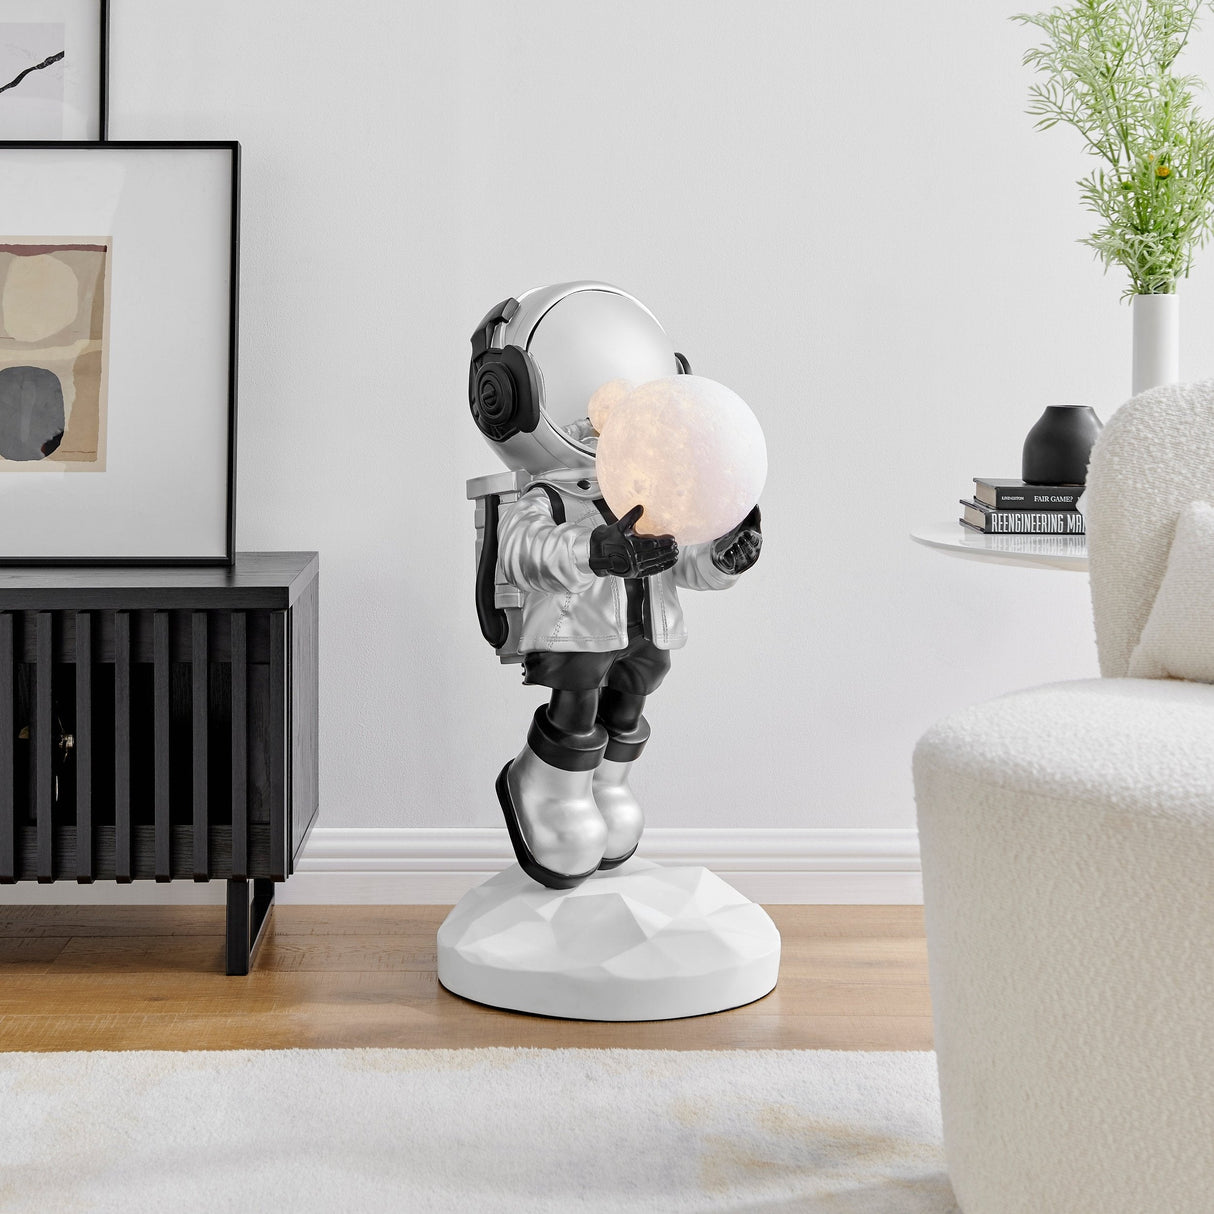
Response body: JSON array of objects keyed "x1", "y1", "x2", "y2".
[{"x1": 590, "y1": 375, "x2": 767, "y2": 545}]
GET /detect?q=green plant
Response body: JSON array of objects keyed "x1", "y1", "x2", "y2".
[{"x1": 1015, "y1": 0, "x2": 1214, "y2": 295}]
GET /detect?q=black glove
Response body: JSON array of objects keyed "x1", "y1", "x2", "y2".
[
  {"x1": 711, "y1": 505, "x2": 763, "y2": 574},
  {"x1": 589, "y1": 504, "x2": 679, "y2": 578}
]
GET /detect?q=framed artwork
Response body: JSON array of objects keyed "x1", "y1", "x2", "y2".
[
  {"x1": 0, "y1": 142, "x2": 240, "y2": 565},
  {"x1": 0, "y1": 1, "x2": 107, "y2": 140}
]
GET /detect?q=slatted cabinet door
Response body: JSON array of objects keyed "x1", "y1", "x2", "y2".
[
  {"x1": 75, "y1": 611, "x2": 92, "y2": 883},
  {"x1": 34, "y1": 613, "x2": 52, "y2": 882},
  {"x1": 0, "y1": 554, "x2": 319, "y2": 975},
  {"x1": 192, "y1": 612, "x2": 208, "y2": 881},
  {"x1": 114, "y1": 610, "x2": 133, "y2": 882},
  {"x1": 231, "y1": 611, "x2": 248, "y2": 882},
  {"x1": 0, "y1": 613, "x2": 12, "y2": 882}
]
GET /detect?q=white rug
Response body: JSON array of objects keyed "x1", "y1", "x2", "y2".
[{"x1": 0, "y1": 1049, "x2": 956, "y2": 1213}]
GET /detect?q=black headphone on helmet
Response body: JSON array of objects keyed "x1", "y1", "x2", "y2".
[
  {"x1": 468, "y1": 297, "x2": 542, "y2": 444},
  {"x1": 468, "y1": 293, "x2": 693, "y2": 445}
]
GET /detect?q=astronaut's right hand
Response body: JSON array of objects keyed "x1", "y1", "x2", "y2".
[{"x1": 589, "y1": 504, "x2": 678, "y2": 578}]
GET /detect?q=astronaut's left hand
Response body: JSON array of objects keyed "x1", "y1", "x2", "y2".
[{"x1": 711, "y1": 505, "x2": 763, "y2": 574}]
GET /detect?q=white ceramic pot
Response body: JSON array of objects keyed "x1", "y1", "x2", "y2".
[{"x1": 1132, "y1": 292, "x2": 1180, "y2": 396}]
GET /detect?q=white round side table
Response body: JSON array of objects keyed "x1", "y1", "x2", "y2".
[{"x1": 910, "y1": 523, "x2": 1088, "y2": 572}]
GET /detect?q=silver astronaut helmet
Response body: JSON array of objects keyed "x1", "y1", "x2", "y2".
[{"x1": 468, "y1": 281, "x2": 685, "y2": 476}]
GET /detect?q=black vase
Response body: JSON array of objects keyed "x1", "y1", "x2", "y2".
[{"x1": 1021, "y1": 405, "x2": 1103, "y2": 485}]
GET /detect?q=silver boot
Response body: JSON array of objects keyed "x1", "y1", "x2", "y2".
[
  {"x1": 497, "y1": 744, "x2": 608, "y2": 889},
  {"x1": 593, "y1": 758, "x2": 643, "y2": 869}
]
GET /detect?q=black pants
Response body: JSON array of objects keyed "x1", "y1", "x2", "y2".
[{"x1": 521, "y1": 634, "x2": 671, "y2": 768}]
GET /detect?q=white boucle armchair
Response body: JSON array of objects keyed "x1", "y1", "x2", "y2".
[{"x1": 913, "y1": 381, "x2": 1214, "y2": 1214}]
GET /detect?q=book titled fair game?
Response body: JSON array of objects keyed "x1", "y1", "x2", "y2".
[
  {"x1": 960, "y1": 499, "x2": 1086, "y2": 535},
  {"x1": 973, "y1": 478, "x2": 1082, "y2": 510}
]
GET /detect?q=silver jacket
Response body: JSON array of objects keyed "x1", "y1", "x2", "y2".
[{"x1": 498, "y1": 477, "x2": 738, "y2": 653}]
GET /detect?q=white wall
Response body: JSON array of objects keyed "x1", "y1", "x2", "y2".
[{"x1": 110, "y1": 0, "x2": 1214, "y2": 832}]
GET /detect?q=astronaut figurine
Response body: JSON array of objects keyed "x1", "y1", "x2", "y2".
[{"x1": 466, "y1": 282, "x2": 762, "y2": 891}]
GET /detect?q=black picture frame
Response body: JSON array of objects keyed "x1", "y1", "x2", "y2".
[
  {"x1": 97, "y1": 0, "x2": 108, "y2": 140},
  {"x1": 0, "y1": 0, "x2": 108, "y2": 141},
  {"x1": 0, "y1": 141, "x2": 240, "y2": 567}
]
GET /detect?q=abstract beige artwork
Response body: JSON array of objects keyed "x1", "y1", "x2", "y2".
[{"x1": 0, "y1": 239, "x2": 109, "y2": 472}]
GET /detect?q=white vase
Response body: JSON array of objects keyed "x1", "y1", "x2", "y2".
[{"x1": 1132, "y1": 292, "x2": 1180, "y2": 396}]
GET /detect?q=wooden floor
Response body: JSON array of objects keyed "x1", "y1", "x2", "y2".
[{"x1": 0, "y1": 904, "x2": 932, "y2": 1052}]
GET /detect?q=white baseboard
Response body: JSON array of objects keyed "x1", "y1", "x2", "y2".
[{"x1": 0, "y1": 828, "x2": 921, "y2": 905}]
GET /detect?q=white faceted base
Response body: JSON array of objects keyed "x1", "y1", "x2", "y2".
[{"x1": 436, "y1": 859, "x2": 781, "y2": 1021}]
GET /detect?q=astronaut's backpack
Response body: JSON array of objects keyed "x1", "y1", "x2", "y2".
[{"x1": 468, "y1": 470, "x2": 566, "y2": 664}]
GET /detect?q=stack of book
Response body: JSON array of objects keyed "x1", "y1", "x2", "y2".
[{"x1": 960, "y1": 479, "x2": 1085, "y2": 535}]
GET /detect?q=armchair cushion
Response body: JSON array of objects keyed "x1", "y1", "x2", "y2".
[{"x1": 915, "y1": 676, "x2": 1214, "y2": 822}]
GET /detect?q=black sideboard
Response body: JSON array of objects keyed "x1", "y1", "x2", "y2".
[{"x1": 0, "y1": 552, "x2": 319, "y2": 974}]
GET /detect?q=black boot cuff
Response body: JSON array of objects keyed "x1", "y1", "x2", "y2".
[
  {"x1": 603, "y1": 717, "x2": 649, "y2": 764},
  {"x1": 527, "y1": 707, "x2": 608, "y2": 772}
]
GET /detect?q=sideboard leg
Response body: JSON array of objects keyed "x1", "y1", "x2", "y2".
[{"x1": 225, "y1": 877, "x2": 275, "y2": 975}]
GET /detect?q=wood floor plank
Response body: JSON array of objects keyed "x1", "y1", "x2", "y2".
[
  {"x1": 45, "y1": 936, "x2": 229, "y2": 974},
  {"x1": 0, "y1": 906, "x2": 225, "y2": 938},
  {"x1": 766, "y1": 905, "x2": 927, "y2": 937},
  {"x1": 0, "y1": 1010, "x2": 935, "y2": 1053},
  {"x1": 1, "y1": 933, "x2": 926, "y2": 981},
  {"x1": 255, "y1": 936, "x2": 438, "y2": 972},
  {"x1": 262, "y1": 906, "x2": 456, "y2": 937},
  {"x1": 0, "y1": 971, "x2": 930, "y2": 1020},
  {"x1": 258, "y1": 905, "x2": 929, "y2": 939},
  {"x1": 0, "y1": 905, "x2": 927, "y2": 939},
  {"x1": 0, "y1": 904, "x2": 934, "y2": 1053},
  {"x1": 0, "y1": 937, "x2": 70, "y2": 972}
]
